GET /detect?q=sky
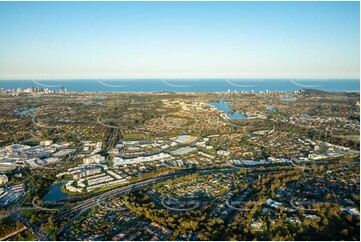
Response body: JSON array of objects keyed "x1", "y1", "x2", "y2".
[{"x1": 0, "y1": 1, "x2": 359, "y2": 79}]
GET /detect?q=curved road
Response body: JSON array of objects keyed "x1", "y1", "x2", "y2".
[
  {"x1": 34, "y1": 169, "x2": 236, "y2": 229},
  {"x1": 35, "y1": 168, "x2": 237, "y2": 240}
]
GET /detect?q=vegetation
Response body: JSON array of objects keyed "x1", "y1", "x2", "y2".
[{"x1": 0, "y1": 216, "x2": 24, "y2": 238}]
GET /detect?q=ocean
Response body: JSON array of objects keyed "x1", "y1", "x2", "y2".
[{"x1": 0, "y1": 79, "x2": 359, "y2": 93}]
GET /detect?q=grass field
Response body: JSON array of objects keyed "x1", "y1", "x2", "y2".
[{"x1": 122, "y1": 133, "x2": 145, "y2": 141}]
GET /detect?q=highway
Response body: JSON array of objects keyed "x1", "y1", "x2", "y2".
[
  {"x1": 36, "y1": 168, "x2": 237, "y2": 240},
  {"x1": 12, "y1": 161, "x2": 349, "y2": 240},
  {"x1": 49, "y1": 168, "x2": 237, "y2": 222},
  {"x1": 7, "y1": 196, "x2": 47, "y2": 240},
  {"x1": 7, "y1": 166, "x2": 297, "y2": 240}
]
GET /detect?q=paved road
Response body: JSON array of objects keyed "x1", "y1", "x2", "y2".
[
  {"x1": 8, "y1": 196, "x2": 47, "y2": 240},
  {"x1": 13, "y1": 167, "x2": 296, "y2": 240},
  {"x1": 49, "y1": 168, "x2": 237, "y2": 222},
  {"x1": 0, "y1": 168, "x2": 238, "y2": 240},
  {"x1": 36, "y1": 168, "x2": 237, "y2": 240}
]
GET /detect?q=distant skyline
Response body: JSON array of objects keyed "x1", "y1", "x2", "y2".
[{"x1": 0, "y1": 1, "x2": 359, "y2": 80}]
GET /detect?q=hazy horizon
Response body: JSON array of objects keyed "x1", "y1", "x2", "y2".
[{"x1": 0, "y1": 78, "x2": 360, "y2": 81}]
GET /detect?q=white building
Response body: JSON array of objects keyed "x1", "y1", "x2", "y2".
[
  {"x1": 40, "y1": 140, "x2": 53, "y2": 146},
  {"x1": 0, "y1": 175, "x2": 8, "y2": 185},
  {"x1": 113, "y1": 153, "x2": 171, "y2": 166},
  {"x1": 217, "y1": 149, "x2": 230, "y2": 156},
  {"x1": 83, "y1": 154, "x2": 105, "y2": 164}
]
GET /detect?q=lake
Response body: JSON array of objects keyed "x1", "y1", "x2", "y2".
[
  {"x1": 266, "y1": 105, "x2": 277, "y2": 112},
  {"x1": 209, "y1": 102, "x2": 247, "y2": 120},
  {"x1": 42, "y1": 180, "x2": 69, "y2": 202},
  {"x1": 15, "y1": 107, "x2": 38, "y2": 117}
]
